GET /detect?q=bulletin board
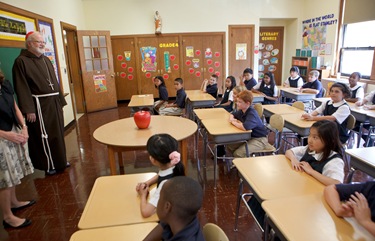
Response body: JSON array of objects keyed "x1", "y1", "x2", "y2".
[{"x1": 0, "y1": 2, "x2": 62, "y2": 89}]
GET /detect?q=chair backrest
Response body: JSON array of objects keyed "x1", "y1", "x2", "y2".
[
  {"x1": 269, "y1": 114, "x2": 284, "y2": 132},
  {"x1": 253, "y1": 103, "x2": 263, "y2": 119},
  {"x1": 346, "y1": 114, "x2": 356, "y2": 130},
  {"x1": 322, "y1": 87, "x2": 327, "y2": 97},
  {"x1": 292, "y1": 101, "x2": 305, "y2": 111},
  {"x1": 203, "y1": 223, "x2": 229, "y2": 241}
]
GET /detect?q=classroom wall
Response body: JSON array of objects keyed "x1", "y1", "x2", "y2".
[
  {"x1": 1, "y1": 0, "x2": 87, "y2": 126},
  {"x1": 2, "y1": 0, "x2": 342, "y2": 122}
]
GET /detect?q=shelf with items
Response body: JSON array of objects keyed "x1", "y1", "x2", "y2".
[{"x1": 291, "y1": 56, "x2": 325, "y2": 81}]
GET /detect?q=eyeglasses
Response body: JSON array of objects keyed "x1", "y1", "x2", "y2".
[{"x1": 33, "y1": 41, "x2": 46, "y2": 45}]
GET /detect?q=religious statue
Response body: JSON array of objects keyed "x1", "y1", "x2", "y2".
[{"x1": 154, "y1": 11, "x2": 162, "y2": 34}]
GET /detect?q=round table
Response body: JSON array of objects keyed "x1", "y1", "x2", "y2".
[{"x1": 93, "y1": 116, "x2": 197, "y2": 175}]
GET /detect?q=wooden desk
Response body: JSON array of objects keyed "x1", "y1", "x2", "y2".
[
  {"x1": 346, "y1": 147, "x2": 375, "y2": 181},
  {"x1": 233, "y1": 155, "x2": 324, "y2": 232},
  {"x1": 128, "y1": 94, "x2": 154, "y2": 114},
  {"x1": 262, "y1": 193, "x2": 374, "y2": 241},
  {"x1": 93, "y1": 116, "x2": 197, "y2": 175},
  {"x1": 347, "y1": 102, "x2": 375, "y2": 123},
  {"x1": 78, "y1": 173, "x2": 158, "y2": 230},
  {"x1": 263, "y1": 104, "x2": 305, "y2": 117},
  {"x1": 201, "y1": 118, "x2": 252, "y2": 187},
  {"x1": 194, "y1": 108, "x2": 230, "y2": 120},
  {"x1": 185, "y1": 90, "x2": 216, "y2": 119},
  {"x1": 233, "y1": 155, "x2": 324, "y2": 201},
  {"x1": 280, "y1": 87, "x2": 316, "y2": 102},
  {"x1": 71, "y1": 223, "x2": 158, "y2": 241},
  {"x1": 252, "y1": 92, "x2": 265, "y2": 103},
  {"x1": 282, "y1": 113, "x2": 315, "y2": 136}
]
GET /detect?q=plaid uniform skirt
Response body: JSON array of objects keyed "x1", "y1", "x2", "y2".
[{"x1": 0, "y1": 126, "x2": 34, "y2": 188}]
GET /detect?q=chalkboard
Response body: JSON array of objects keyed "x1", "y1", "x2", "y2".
[{"x1": 0, "y1": 47, "x2": 22, "y2": 87}]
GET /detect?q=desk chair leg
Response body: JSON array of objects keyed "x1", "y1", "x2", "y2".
[
  {"x1": 234, "y1": 178, "x2": 244, "y2": 231},
  {"x1": 365, "y1": 126, "x2": 375, "y2": 147},
  {"x1": 214, "y1": 144, "x2": 218, "y2": 189},
  {"x1": 264, "y1": 214, "x2": 270, "y2": 241},
  {"x1": 203, "y1": 129, "x2": 208, "y2": 168},
  {"x1": 346, "y1": 167, "x2": 356, "y2": 183},
  {"x1": 357, "y1": 123, "x2": 364, "y2": 148}
]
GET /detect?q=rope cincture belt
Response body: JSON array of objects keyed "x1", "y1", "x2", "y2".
[{"x1": 32, "y1": 92, "x2": 59, "y2": 171}]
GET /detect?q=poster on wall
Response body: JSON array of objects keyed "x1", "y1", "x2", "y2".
[
  {"x1": 301, "y1": 14, "x2": 337, "y2": 50},
  {"x1": 236, "y1": 43, "x2": 247, "y2": 60},
  {"x1": 0, "y1": 10, "x2": 36, "y2": 41},
  {"x1": 93, "y1": 75, "x2": 107, "y2": 93},
  {"x1": 186, "y1": 46, "x2": 194, "y2": 57},
  {"x1": 140, "y1": 46, "x2": 157, "y2": 72},
  {"x1": 38, "y1": 21, "x2": 60, "y2": 83}
]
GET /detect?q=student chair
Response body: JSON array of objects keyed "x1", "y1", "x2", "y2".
[
  {"x1": 203, "y1": 223, "x2": 229, "y2": 241},
  {"x1": 346, "y1": 114, "x2": 357, "y2": 149},
  {"x1": 253, "y1": 103, "x2": 265, "y2": 123},
  {"x1": 292, "y1": 101, "x2": 305, "y2": 111},
  {"x1": 322, "y1": 87, "x2": 327, "y2": 97},
  {"x1": 249, "y1": 114, "x2": 284, "y2": 156}
]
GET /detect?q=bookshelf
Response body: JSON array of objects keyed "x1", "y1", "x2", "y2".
[{"x1": 291, "y1": 56, "x2": 327, "y2": 80}]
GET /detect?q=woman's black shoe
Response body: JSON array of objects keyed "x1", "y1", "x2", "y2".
[
  {"x1": 3, "y1": 219, "x2": 32, "y2": 229},
  {"x1": 45, "y1": 169, "x2": 56, "y2": 176}
]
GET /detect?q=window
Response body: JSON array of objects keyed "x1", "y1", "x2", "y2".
[{"x1": 339, "y1": 20, "x2": 375, "y2": 79}]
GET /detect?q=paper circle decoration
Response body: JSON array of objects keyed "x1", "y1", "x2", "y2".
[
  {"x1": 207, "y1": 59, "x2": 213, "y2": 65},
  {"x1": 189, "y1": 68, "x2": 194, "y2": 74},
  {"x1": 195, "y1": 71, "x2": 201, "y2": 77},
  {"x1": 186, "y1": 60, "x2": 192, "y2": 66},
  {"x1": 163, "y1": 74, "x2": 169, "y2": 79},
  {"x1": 170, "y1": 55, "x2": 176, "y2": 61},
  {"x1": 215, "y1": 71, "x2": 220, "y2": 77},
  {"x1": 145, "y1": 72, "x2": 151, "y2": 78},
  {"x1": 195, "y1": 50, "x2": 201, "y2": 56},
  {"x1": 121, "y1": 62, "x2": 127, "y2": 68},
  {"x1": 173, "y1": 64, "x2": 179, "y2": 70},
  {"x1": 214, "y1": 62, "x2": 220, "y2": 67},
  {"x1": 208, "y1": 67, "x2": 214, "y2": 73},
  {"x1": 128, "y1": 67, "x2": 134, "y2": 73},
  {"x1": 120, "y1": 72, "x2": 126, "y2": 78},
  {"x1": 117, "y1": 55, "x2": 124, "y2": 61},
  {"x1": 214, "y1": 52, "x2": 220, "y2": 57},
  {"x1": 128, "y1": 74, "x2": 134, "y2": 80}
]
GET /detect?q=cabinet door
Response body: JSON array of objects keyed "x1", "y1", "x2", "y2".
[
  {"x1": 112, "y1": 37, "x2": 138, "y2": 100},
  {"x1": 137, "y1": 37, "x2": 159, "y2": 96},
  {"x1": 181, "y1": 35, "x2": 204, "y2": 90},
  {"x1": 157, "y1": 36, "x2": 181, "y2": 97},
  {"x1": 202, "y1": 35, "x2": 224, "y2": 94}
]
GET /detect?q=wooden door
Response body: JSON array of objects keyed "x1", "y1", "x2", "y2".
[
  {"x1": 136, "y1": 37, "x2": 159, "y2": 96},
  {"x1": 111, "y1": 37, "x2": 138, "y2": 100},
  {"x1": 259, "y1": 27, "x2": 284, "y2": 85},
  {"x1": 65, "y1": 29, "x2": 85, "y2": 113},
  {"x1": 155, "y1": 35, "x2": 181, "y2": 97},
  {"x1": 228, "y1": 25, "x2": 255, "y2": 85},
  {"x1": 77, "y1": 30, "x2": 117, "y2": 112},
  {"x1": 202, "y1": 34, "x2": 225, "y2": 94},
  {"x1": 181, "y1": 35, "x2": 204, "y2": 90}
]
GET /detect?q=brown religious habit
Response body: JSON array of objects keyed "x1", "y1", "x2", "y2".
[{"x1": 12, "y1": 49, "x2": 67, "y2": 172}]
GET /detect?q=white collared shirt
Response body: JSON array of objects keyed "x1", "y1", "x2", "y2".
[
  {"x1": 349, "y1": 84, "x2": 364, "y2": 100},
  {"x1": 148, "y1": 166, "x2": 175, "y2": 207},
  {"x1": 291, "y1": 146, "x2": 344, "y2": 183},
  {"x1": 315, "y1": 99, "x2": 350, "y2": 124}
]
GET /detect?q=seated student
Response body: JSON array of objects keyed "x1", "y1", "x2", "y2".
[
  {"x1": 324, "y1": 181, "x2": 375, "y2": 237},
  {"x1": 227, "y1": 90, "x2": 274, "y2": 157},
  {"x1": 231, "y1": 85, "x2": 247, "y2": 112},
  {"x1": 283, "y1": 66, "x2": 304, "y2": 88},
  {"x1": 159, "y1": 78, "x2": 187, "y2": 116},
  {"x1": 285, "y1": 120, "x2": 345, "y2": 185},
  {"x1": 136, "y1": 134, "x2": 185, "y2": 218},
  {"x1": 215, "y1": 75, "x2": 236, "y2": 112},
  {"x1": 346, "y1": 72, "x2": 364, "y2": 103},
  {"x1": 356, "y1": 90, "x2": 375, "y2": 110},
  {"x1": 300, "y1": 70, "x2": 323, "y2": 98},
  {"x1": 143, "y1": 176, "x2": 205, "y2": 241},
  {"x1": 249, "y1": 120, "x2": 345, "y2": 230},
  {"x1": 252, "y1": 72, "x2": 279, "y2": 105},
  {"x1": 200, "y1": 74, "x2": 218, "y2": 98},
  {"x1": 301, "y1": 82, "x2": 351, "y2": 144},
  {"x1": 153, "y1": 76, "x2": 169, "y2": 112},
  {"x1": 239, "y1": 68, "x2": 257, "y2": 90}
]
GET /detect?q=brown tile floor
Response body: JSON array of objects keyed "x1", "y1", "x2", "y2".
[{"x1": 2, "y1": 103, "x2": 371, "y2": 241}]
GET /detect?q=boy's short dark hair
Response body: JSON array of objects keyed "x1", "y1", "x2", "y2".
[
  {"x1": 243, "y1": 68, "x2": 253, "y2": 75},
  {"x1": 175, "y1": 78, "x2": 183, "y2": 84},
  {"x1": 163, "y1": 176, "x2": 203, "y2": 220},
  {"x1": 211, "y1": 74, "x2": 218, "y2": 80}
]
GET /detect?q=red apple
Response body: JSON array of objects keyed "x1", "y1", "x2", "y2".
[{"x1": 133, "y1": 111, "x2": 151, "y2": 129}]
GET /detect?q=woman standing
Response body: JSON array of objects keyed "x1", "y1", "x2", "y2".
[{"x1": 0, "y1": 70, "x2": 34, "y2": 228}]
